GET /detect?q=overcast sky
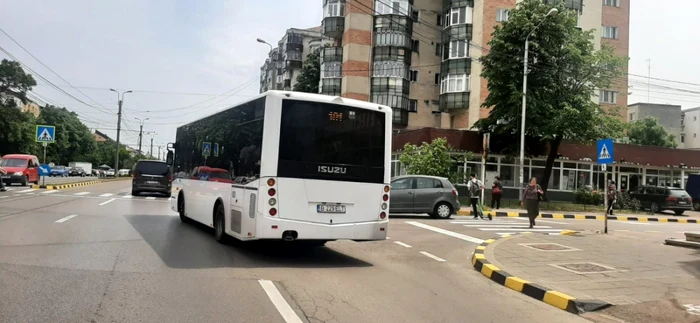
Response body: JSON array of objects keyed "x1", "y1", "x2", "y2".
[{"x1": 0, "y1": 0, "x2": 697, "y2": 153}]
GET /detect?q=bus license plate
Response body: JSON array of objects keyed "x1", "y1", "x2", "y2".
[{"x1": 317, "y1": 204, "x2": 346, "y2": 213}]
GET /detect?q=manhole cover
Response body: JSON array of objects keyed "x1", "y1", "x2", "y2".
[
  {"x1": 519, "y1": 243, "x2": 580, "y2": 252},
  {"x1": 550, "y1": 262, "x2": 617, "y2": 274}
]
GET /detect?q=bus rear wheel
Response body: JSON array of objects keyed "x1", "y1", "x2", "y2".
[
  {"x1": 213, "y1": 202, "x2": 228, "y2": 244},
  {"x1": 178, "y1": 193, "x2": 190, "y2": 223}
]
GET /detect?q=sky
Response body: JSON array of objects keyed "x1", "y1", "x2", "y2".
[{"x1": 0, "y1": 0, "x2": 698, "y2": 155}]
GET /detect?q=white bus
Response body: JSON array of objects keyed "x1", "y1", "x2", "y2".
[{"x1": 166, "y1": 91, "x2": 392, "y2": 245}]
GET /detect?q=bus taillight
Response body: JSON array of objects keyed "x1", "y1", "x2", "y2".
[
  {"x1": 380, "y1": 212, "x2": 386, "y2": 219},
  {"x1": 384, "y1": 185, "x2": 390, "y2": 192},
  {"x1": 270, "y1": 208, "x2": 277, "y2": 216},
  {"x1": 267, "y1": 178, "x2": 275, "y2": 186},
  {"x1": 382, "y1": 194, "x2": 388, "y2": 201},
  {"x1": 268, "y1": 188, "x2": 276, "y2": 196}
]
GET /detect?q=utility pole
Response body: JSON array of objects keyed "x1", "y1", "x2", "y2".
[
  {"x1": 110, "y1": 89, "x2": 132, "y2": 170},
  {"x1": 150, "y1": 137, "x2": 154, "y2": 157},
  {"x1": 158, "y1": 146, "x2": 161, "y2": 160},
  {"x1": 135, "y1": 117, "x2": 149, "y2": 155}
]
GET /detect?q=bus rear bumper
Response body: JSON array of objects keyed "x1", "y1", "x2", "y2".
[{"x1": 258, "y1": 217, "x2": 389, "y2": 241}]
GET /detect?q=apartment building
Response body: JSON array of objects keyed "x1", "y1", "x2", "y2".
[
  {"x1": 627, "y1": 103, "x2": 683, "y2": 144},
  {"x1": 259, "y1": 27, "x2": 331, "y2": 93},
  {"x1": 681, "y1": 107, "x2": 700, "y2": 150},
  {"x1": 317, "y1": 0, "x2": 630, "y2": 130}
]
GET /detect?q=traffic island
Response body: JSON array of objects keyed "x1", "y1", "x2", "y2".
[
  {"x1": 665, "y1": 232, "x2": 700, "y2": 249},
  {"x1": 31, "y1": 180, "x2": 102, "y2": 190},
  {"x1": 474, "y1": 231, "x2": 700, "y2": 322},
  {"x1": 458, "y1": 208, "x2": 700, "y2": 224}
]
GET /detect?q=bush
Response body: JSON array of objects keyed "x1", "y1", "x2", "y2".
[
  {"x1": 616, "y1": 191, "x2": 642, "y2": 211},
  {"x1": 573, "y1": 187, "x2": 603, "y2": 205}
]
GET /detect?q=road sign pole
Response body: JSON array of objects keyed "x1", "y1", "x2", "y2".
[
  {"x1": 604, "y1": 170, "x2": 608, "y2": 234},
  {"x1": 42, "y1": 143, "x2": 47, "y2": 187}
]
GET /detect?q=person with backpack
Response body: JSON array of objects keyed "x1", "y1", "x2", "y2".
[
  {"x1": 467, "y1": 173, "x2": 492, "y2": 220},
  {"x1": 491, "y1": 175, "x2": 503, "y2": 209}
]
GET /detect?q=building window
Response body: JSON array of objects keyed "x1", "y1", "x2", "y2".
[
  {"x1": 437, "y1": 14, "x2": 443, "y2": 26},
  {"x1": 411, "y1": 39, "x2": 420, "y2": 52},
  {"x1": 375, "y1": 0, "x2": 410, "y2": 16},
  {"x1": 599, "y1": 90, "x2": 617, "y2": 104},
  {"x1": 444, "y1": 40, "x2": 468, "y2": 60},
  {"x1": 408, "y1": 99, "x2": 418, "y2": 112},
  {"x1": 603, "y1": 0, "x2": 620, "y2": 7},
  {"x1": 440, "y1": 74, "x2": 469, "y2": 94},
  {"x1": 629, "y1": 112, "x2": 635, "y2": 121},
  {"x1": 320, "y1": 63, "x2": 342, "y2": 78},
  {"x1": 602, "y1": 26, "x2": 618, "y2": 39},
  {"x1": 445, "y1": 6, "x2": 473, "y2": 27},
  {"x1": 372, "y1": 61, "x2": 409, "y2": 78},
  {"x1": 412, "y1": 9, "x2": 419, "y2": 21},
  {"x1": 435, "y1": 42, "x2": 441, "y2": 56},
  {"x1": 434, "y1": 73, "x2": 440, "y2": 85},
  {"x1": 681, "y1": 134, "x2": 685, "y2": 143},
  {"x1": 375, "y1": 31, "x2": 411, "y2": 47},
  {"x1": 323, "y1": 0, "x2": 345, "y2": 17},
  {"x1": 409, "y1": 70, "x2": 418, "y2": 82},
  {"x1": 496, "y1": 9, "x2": 510, "y2": 22}
]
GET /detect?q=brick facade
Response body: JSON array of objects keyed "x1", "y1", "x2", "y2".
[{"x1": 601, "y1": 0, "x2": 630, "y2": 121}]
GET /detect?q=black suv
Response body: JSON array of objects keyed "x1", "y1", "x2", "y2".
[
  {"x1": 629, "y1": 186, "x2": 693, "y2": 215},
  {"x1": 131, "y1": 160, "x2": 172, "y2": 196}
]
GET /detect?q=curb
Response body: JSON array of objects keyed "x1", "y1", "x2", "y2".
[
  {"x1": 458, "y1": 209, "x2": 699, "y2": 224},
  {"x1": 472, "y1": 232, "x2": 611, "y2": 314},
  {"x1": 31, "y1": 180, "x2": 102, "y2": 190}
]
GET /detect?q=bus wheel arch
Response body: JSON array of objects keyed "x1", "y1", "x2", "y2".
[
  {"x1": 178, "y1": 191, "x2": 190, "y2": 223},
  {"x1": 213, "y1": 198, "x2": 228, "y2": 243}
]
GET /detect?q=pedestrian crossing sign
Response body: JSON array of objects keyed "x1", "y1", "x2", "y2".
[
  {"x1": 35, "y1": 125, "x2": 56, "y2": 143},
  {"x1": 213, "y1": 143, "x2": 219, "y2": 157},
  {"x1": 596, "y1": 138, "x2": 614, "y2": 164},
  {"x1": 202, "y1": 142, "x2": 211, "y2": 157}
]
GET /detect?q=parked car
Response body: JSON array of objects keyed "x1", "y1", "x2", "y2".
[
  {"x1": 389, "y1": 175, "x2": 461, "y2": 219},
  {"x1": 104, "y1": 169, "x2": 115, "y2": 177},
  {"x1": 0, "y1": 154, "x2": 40, "y2": 186},
  {"x1": 629, "y1": 185, "x2": 693, "y2": 215},
  {"x1": 131, "y1": 160, "x2": 172, "y2": 196},
  {"x1": 69, "y1": 167, "x2": 86, "y2": 177},
  {"x1": 118, "y1": 169, "x2": 130, "y2": 177},
  {"x1": 50, "y1": 165, "x2": 69, "y2": 177}
]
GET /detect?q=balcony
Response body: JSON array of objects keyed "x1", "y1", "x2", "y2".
[
  {"x1": 322, "y1": 16, "x2": 345, "y2": 39},
  {"x1": 439, "y1": 74, "x2": 470, "y2": 110},
  {"x1": 392, "y1": 108, "x2": 409, "y2": 126},
  {"x1": 543, "y1": 0, "x2": 582, "y2": 11},
  {"x1": 320, "y1": 78, "x2": 342, "y2": 96},
  {"x1": 321, "y1": 47, "x2": 343, "y2": 64},
  {"x1": 374, "y1": 31, "x2": 412, "y2": 49}
]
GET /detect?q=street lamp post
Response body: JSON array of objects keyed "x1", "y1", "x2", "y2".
[
  {"x1": 518, "y1": 8, "x2": 558, "y2": 199},
  {"x1": 256, "y1": 38, "x2": 273, "y2": 52},
  {"x1": 109, "y1": 89, "x2": 132, "y2": 171},
  {"x1": 134, "y1": 117, "x2": 150, "y2": 155}
]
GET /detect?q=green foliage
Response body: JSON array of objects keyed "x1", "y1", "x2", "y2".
[
  {"x1": 293, "y1": 47, "x2": 321, "y2": 93},
  {"x1": 626, "y1": 117, "x2": 677, "y2": 148},
  {"x1": 37, "y1": 105, "x2": 96, "y2": 165},
  {"x1": 473, "y1": 0, "x2": 628, "y2": 192},
  {"x1": 399, "y1": 137, "x2": 473, "y2": 182},
  {"x1": 573, "y1": 187, "x2": 603, "y2": 205},
  {"x1": 616, "y1": 190, "x2": 642, "y2": 211},
  {"x1": 0, "y1": 105, "x2": 37, "y2": 156},
  {"x1": 0, "y1": 59, "x2": 37, "y2": 107}
]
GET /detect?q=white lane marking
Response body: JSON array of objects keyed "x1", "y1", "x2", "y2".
[
  {"x1": 258, "y1": 280, "x2": 304, "y2": 323},
  {"x1": 100, "y1": 193, "x2": 114, "y2": 197},
  {"x1": 122, "y1": 195, "x2": 133, "y2": 199},
  {"x1": 74, "y1": 192, "x2": 90, "y2": 196},
  {"x1": 479, "y1": 228, "x2": 562, "y2": 232},
  {"x1": 406, "y1": 221, "x2": 484, "y2": 244},
  {"x1": 614, "y1": 230, "x2": 630, "y2": 232},
  {"x1": 0, "y1": 196, "x2": 8, "y2": 199},
  {"x1": 146, "y1": 197, "x2": 156, "y2": 200},
  {"x1": 394, "y1": 241, "x2": 412, "y2": 248},
  {"x1": 386, "y1": 236, "x2": 391, "y2": 239},
  {"x1": 55, "y1": 214, "x2": 78, "y2": 223},
  {"x1": 41, "y1": 190, "x2": 57, "y2": 194},
  {"x1": 420, "y1": 251, "x2": 446, "y2": 262},
  {"x1": 512, "y1": 218, "x2": 572, "y2": 225},
  {"x1": 459, "y1": 222, "x2": 530, "y2": 226},
  {"x1": 18, "y1": 189, "x2": 36, "y2": 193},
  {"x1": 617, "y1": 221, "x2": 650, "y2": 226},
  {"x1": 99, "y1": 198, "x2": 116, "y2": 206},
  {"x1": 464, "y1": 224, "x2": 553, "y2": 229},
  {"x1": 645, "y1": 230, "x2": 661, "y2": 233}
]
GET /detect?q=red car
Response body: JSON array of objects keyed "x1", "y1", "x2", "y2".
[{"x1": 0, "y1": 154, "x2": 41, "y2": 186}]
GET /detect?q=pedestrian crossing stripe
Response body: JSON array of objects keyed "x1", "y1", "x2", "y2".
[{"x1": 599, "y1": 144, "x2": 611, "y2": 159}]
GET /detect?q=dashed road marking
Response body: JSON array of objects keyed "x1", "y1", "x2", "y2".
[
  {"x1": 258, "y1": 280, "x2": 304, "y2": 323},
  {"x1": 123, "y1": 195, "x2": 133, "y2": 199},
  {"x1": 394, "y1": 241, "x2": 412, "y2": 248},
  {"x1": 419, "y1": 251, "x2": 446, "y2": 262},
  {"x1": 146, "y1": 197, "x2": 156, "y2": 200},
  {"x1": 74, "y1": 192, "x2": 90, "y2": 196},
  {"x1": 55, "y1": 214, "x2": 78, "y2": 223},
  {"x1": 18, "y1": 189, "x2": 37, "y2": 193},
  {"x1": 99, "y1": 198, "x2": 116, "y2": 206},
  {"x1": 100, "y1": 193, "x2": 114, "y2": 197},
  {"x1": 0, "y1": 196, "x2": 8, "y2": 199},
  {"x1": 406, "y1": 221, "x2": 485, "y2": 244},
  {"x1": 41, "y1": 190, "x2": 57, "y2": 194}
]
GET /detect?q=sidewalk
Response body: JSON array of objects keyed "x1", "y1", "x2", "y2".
[
  {"x1": 459, "y1": 206, "x2": 700, "y2": 221},
  {"x1": 486, "y1": 232, "x2": 700, "y2": 322}
]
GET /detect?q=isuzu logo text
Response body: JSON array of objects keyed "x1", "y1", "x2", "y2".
[{"x1": 318, "y1": 166, "x2": 347, "y2": 174}]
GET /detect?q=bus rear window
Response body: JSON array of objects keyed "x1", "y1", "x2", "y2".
[{"x1": 277, "y1": 99, "x2": 386, "y2": 183}]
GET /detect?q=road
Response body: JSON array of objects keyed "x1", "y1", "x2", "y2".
[{"x1": 2, "y1": 180, "x2": 676, "y2": 323}]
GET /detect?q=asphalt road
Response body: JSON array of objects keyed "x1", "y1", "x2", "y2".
[{"x1": 0, "y1": 180, "x2": 636, "y2": 323}]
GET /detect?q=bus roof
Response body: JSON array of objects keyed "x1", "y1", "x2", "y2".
[{"x1": 177, "y1": 91, "x2": 392, "y2": 129}]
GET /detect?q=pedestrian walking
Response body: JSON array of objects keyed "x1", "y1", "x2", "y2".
[
  {"x1": 491, "y1": 175, "x2": 502, "y2": 209},
  {"x1": 520, "y1": 177, "x2": 543, "y2": 228},
  {"x1": 467, "y1": 173, "x2": 492, "y2": 220},
  {"x1": 607, "y1": 180, "x2": 617, "y2": 215}
]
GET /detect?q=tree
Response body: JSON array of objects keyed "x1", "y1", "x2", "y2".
[
  {"x1": 627, "y1": 117, "x2": 677, "y2": 148},
  {"x1": 293, "y1": 48, "x2": 320, "y2": 93},
  {"x1": 399, "y1": 138, "x2": 473, "y2": 182},
  {"x1": 0, "y1": 59, "x2": 38, "y2": 156},
  {"x1": 473, "y1": 0, "x2": 627, "y2": 194},
  {"x1": 37, "y1": 105, "x2": 97, "y2": 165}
]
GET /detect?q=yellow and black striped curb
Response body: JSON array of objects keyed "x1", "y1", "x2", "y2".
[
  {"x1": 472, "y1": 232, "x2": 611, "y2": 314},
  {"x1": 31, "y1": 180, "x2": 102, "y2": 190},
  {"x1": 458, "y1": 209, "x2": 700, "y2": 224}
]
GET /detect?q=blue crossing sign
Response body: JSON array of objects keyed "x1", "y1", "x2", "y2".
[
  {"x1": 38, "y1": 164, "x2": 51, "y2": 176},
  {"x1": 596, "y1": 138, "x2": 614, "y2": 165},
  {"x1": 202, "y1": 142, "x2": 211, "y2": 157},
  {"x1": 35, "y1": 125, "x2": 56, "y2": 143},
  {"x1": 213, "y1": 143, "x2": 219, "y2": 157}
]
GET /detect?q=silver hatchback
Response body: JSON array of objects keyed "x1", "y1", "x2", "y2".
[{"x1": 389, "y1": 175, "x2": 461, "y2": 219}]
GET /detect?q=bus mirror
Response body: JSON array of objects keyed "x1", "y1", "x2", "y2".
[{"x1": 166, "y1": 151, "x2": 174, "y2": 165}]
